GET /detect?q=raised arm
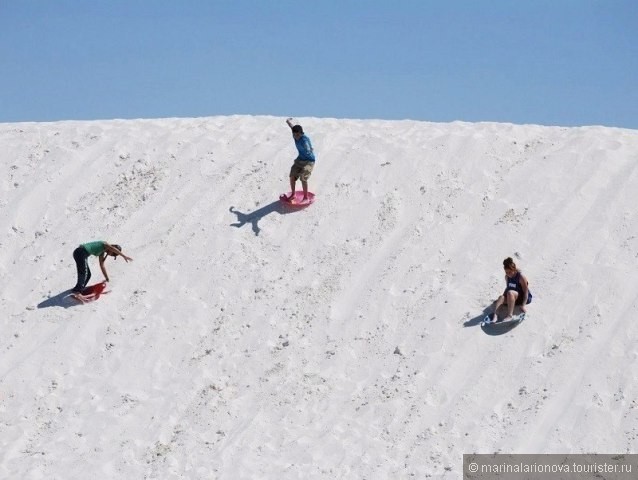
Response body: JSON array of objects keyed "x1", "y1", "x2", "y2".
[
  {"x1": 104, "y1": 242, "x2": 133, "y2": 262},
  {"x1": 286, "y1": 118, "x2": 294, "y2": 130}
]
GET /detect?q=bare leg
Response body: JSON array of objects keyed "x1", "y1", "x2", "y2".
[
  {"x1": 288, "y1": 176, "x2": 296, "y2": 201},
  {"x1": 492, "y1": 295, "x2": 505, "y2": 322},
  {"x1": 503, "y1": 290, "x2": 518, "y2": 321},
  {"x1": 301, "y1": 180, "x2": 309, "y2": 200}
]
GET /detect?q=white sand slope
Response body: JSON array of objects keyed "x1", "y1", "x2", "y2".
[{"x1": 1, "y1": 116, "x2": 637, "y2": 479}]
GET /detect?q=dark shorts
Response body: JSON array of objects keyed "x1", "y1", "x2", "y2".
[
  {"x1": 504, "y1": 289, "x2": 533, "y2": 305},
  {"x1": 290, "y1": 159, "x2": 314, "y2": 182}
]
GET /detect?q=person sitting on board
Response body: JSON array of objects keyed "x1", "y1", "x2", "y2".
[
  {"x1": 490, "y1": 257, "x2": 532, "y2": 323},
  {"x1": 286, "y1": 118, "x2": 315, "y2": 203},
  {"x1": 71, "y1": 241, "x2": 132, "y2": 299}
]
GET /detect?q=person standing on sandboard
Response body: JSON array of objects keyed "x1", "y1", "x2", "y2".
[{"x1": 285, "y1": 118, "x2": 316, "y2": 204}]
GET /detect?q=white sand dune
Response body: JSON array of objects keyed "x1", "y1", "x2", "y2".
[{"x1": 1, "y1": 116, "x2": 637, "y2": 479}]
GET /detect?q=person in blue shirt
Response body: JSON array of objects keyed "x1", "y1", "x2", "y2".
[
  {"x1": 489, "y1": 257, "x2": 532, "y2": 322},
  {"x1": 285, "y1": 118, "x2": 315, "y2": 203}
]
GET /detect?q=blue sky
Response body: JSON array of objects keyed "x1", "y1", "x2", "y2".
[{"x1": 1, "y1": 0, "x2": 636, "y2": 128}]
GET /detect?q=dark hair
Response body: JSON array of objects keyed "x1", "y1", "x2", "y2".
[
  {"x1": 111, "y1": 244, "x2": 122, "y2": 258},
  {"x1": 503, "y1": 257, "x2": 516, "y2": 270},
  {"x1": 292, "y1": 125, "x2": 303, "y2": 134}
]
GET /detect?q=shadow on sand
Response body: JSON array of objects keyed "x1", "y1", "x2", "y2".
[
  {"x1": 463, "y1": 304, "x2": 525, "y2": 336},
  {"x1": 463, "y1": 309, "x2": 489, "y2": 328},
  {"x1": 229, "y1": 200, "x2": 306, "y2": 236},
  {"x1": 37, "y1": 282, "x2": 108, "y2": 309},
  {"x1": 37, "y1": 289, "x2": 79, "y2": 309}
]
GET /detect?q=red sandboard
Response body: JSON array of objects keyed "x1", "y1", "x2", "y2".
[
  {"x1": 279, "y1": 191, "x2": 315, "y2": 207},
  {"x1": 72, "y1": 282, "x2": 109, "y2": 303}
]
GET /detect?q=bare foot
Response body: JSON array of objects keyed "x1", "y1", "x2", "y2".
[{"x1": 71, "y1": 293, "x2": 88, "y2": 303}]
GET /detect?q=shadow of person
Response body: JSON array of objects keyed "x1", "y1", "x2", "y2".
[
  {"x1": 481, "y1": 320, "x2": 523, "y2": 336},
  {"x1": 37, "y1": 289, "x2": 79, "y2": 309},
  {"x1": 229, "y1": 201, "x2": 290, "y2": 236},
  {"x1": 463, "y1": 311, "x2": 489, "y2": 328},
  {"x1": 463, "y1": 304, "x2": 494, "y2": 328},
  {"x1": 464, "y1": 304, "x2": 525, "y2": 335},
  {"x1": 38, "y1": 282, "x2": 109, "y2": 308}
]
